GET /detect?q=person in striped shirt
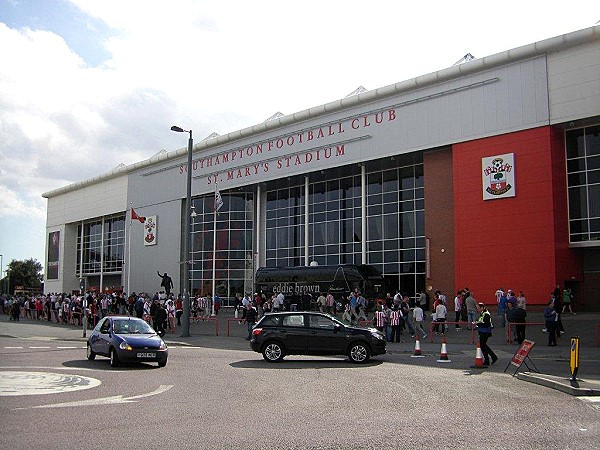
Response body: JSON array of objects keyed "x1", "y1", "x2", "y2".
[
  {"x1": 389, "y1": 304, "x2": 402, "y2": 342},
  {"x1": 373, "y1": 304, "x2": 388, "y2": 334}
]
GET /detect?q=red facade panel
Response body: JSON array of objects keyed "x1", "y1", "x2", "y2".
[{"x1": 453, "y1": 127, "x2": 582, "y2": 306}]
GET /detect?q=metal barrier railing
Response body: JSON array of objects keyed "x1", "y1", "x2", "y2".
[{"x1": 506, "y1": 322, "x2": 545, "y2": 343}]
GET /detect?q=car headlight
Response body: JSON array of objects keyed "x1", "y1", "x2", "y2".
[
  {"x1": 119, "y1": 341, "x2": 133, "y2": 351},
  {"x1": 159, "y1": 341, "x2": 167, "y2": 350},
  {"x1": 371, "y1": 331, "x2": 385, "y2": 340}
]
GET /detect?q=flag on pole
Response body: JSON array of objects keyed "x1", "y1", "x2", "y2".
[
  {"x1": 214, "y1": 185, "x2": 223, "y2": 212},
  {"x1": 131, "y1": 208, "x2": 146, "y2": 223}
]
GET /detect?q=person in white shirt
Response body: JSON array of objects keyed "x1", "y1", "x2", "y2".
[
  {"x1": 275, "y1": 292, "x2": 285, "y2": 312},
  {"x1": 317, "y1": 293, "x2": 327, "y2": 312},
  {"x1": 412, "y1": 304, "x2": 427, "y2": 339},
  {"x1": 166, "y1": 299, "x2": 176, "y2": 332},
  {"x1": 454, "y1": 290, "x2": 463, "y2": 329},
  {"x1": 435, "y1": 301, "x2": 447, "y2": 335}
]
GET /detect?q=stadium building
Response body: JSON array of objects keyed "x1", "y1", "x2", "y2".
[{"x1": 43, "y1": 26, "x2": 600, "y2": 309}]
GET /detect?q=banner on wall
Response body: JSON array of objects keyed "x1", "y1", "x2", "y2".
[
  {"x1": 144, "y1": 216, "x2": 157, "y2": 246},
  {"x1": 482, "y1": 153, "x2": 515, "y2": 200},
  {"x1": 47, "y1": 231, "x2": 60, "y2": 279}
]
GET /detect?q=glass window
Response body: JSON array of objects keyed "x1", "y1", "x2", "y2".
[
  {"x1": 588, "y1": 170, "x2": 600, "y2": 185},
  {"x1": 566, "y1": 128, "x2": 585, "y2": 158},
  {"x1": 588, "y1": 156, "x2": 600, "y2": 171},
  {"x1": 382, "y1": 170, "x2": 399, "y2": 193},
  {"x1": 367, "y1": 173, "x2": 382, "y2": 194},
  {"x1": 568, "y1": 172, "x2": 587, "y2": 186},
  {"x1": 263, "y1": 155, "x2": 425, "y2": 295},
  {"x1": 569, "y1": 186, "x2": 588, "y2": 220},
  {"x1": 383, "y1": 214, "x2": 398, "y2": 239},
  {"x1": 569, "y1": 220, "x2": 588, "y2": 234},
  {"x1": 585, "y1": 125, "x2": 600, "y2": 156},
  {"x1": 589, "y1": 185, "x2": 600, "y2": 218},
  {"x1": 190, "y1": 191, "x2": 254, "y2": 300},
  {"x1": 283, "y1": 315, "x2": 305, "y2": 327},
  {"x1": 565, "y1": 126, "x2": 600, "y2": 242},
  {"x1": 308, "y1": 314, "x2": 334, "y2": 329}
]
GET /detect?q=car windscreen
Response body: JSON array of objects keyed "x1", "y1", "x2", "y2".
[{"x1": 113, "y1": 319, "x2": 154, "y2": 334}]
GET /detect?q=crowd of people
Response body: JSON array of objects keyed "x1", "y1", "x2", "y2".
[{"x1": 1, "y1": 282, "x2": 575, "y2": 351}]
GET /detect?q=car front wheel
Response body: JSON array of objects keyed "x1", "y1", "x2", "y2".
[
  {"x1": 262, "y1": 341, "x2": 285, "y2": 362},
  {"x1": 110, "y1": 348, "x2": 120, "y2": 367},
  {"x1": 348, "y1": 342, "x2": 370, "y2": 363},
  {"x1": 158, "y1": 359, "x2": 167, "y2": 367},
  {"x1": 86, "y1": 343, "x2": 96, "y2": 360}
]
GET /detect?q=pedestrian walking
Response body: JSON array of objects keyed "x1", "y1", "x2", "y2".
[
  {"x1": 475, "y1": 302, "x2": 497, "y2": 366},
  {"x1": 544, "y1": 299, "x2": 558, "y2": 346},
  {"x1": 412, "y1": 303, "x2": 427, "y2": 339},
  {"x1": 244, "y1": 303, "x2": 258, "y2": 340}
]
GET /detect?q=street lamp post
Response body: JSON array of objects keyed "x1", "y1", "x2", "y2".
[{"x1": 171, "y1": 125, "x2": 193, "y2": 337}]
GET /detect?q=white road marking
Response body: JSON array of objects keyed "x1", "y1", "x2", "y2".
[
  {"x1": 17, "y1": 384, "x2": 174, "y2": 409},
  {"x1": 578, "y1": 396, "x2": 600, "y2": 410},
  {"x1": 0, "y1": 371, "x2": 101, "y2": 396}
]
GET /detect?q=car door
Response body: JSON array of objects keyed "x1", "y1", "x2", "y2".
[
  {"x1": 307, "y1": 314, "x2": 348, "y2": 354},
  {"x1": 280, "y1": 314, "x2": 309, "y2": 353},
  {"x1": 92, "y1": 317, "x2": 112, "y2": 356}
]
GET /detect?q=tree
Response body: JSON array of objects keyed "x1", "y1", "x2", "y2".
[{"x1": 5, "y1": 259, "x2": 43, "y2": 294}]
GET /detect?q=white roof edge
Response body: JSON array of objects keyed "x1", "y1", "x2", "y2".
[{"x1": 43, "y1": 25, "x2": 600, "y2": 199}]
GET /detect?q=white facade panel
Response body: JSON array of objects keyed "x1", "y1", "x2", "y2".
[
  {"x1": 548, "y1": 40, "x2": 600, "y2": 124},
  {"x1": 125, "y1": 200, "x2": 181, "y2": 296},
  {"x1": 46, "y1": 175, "x2": 128, "y2": 227}
]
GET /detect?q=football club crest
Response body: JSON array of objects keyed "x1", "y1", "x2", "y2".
[
  {"x1": 482, "y1": 153, "x2": 515, "y2": 200},
  {"x1": 144, "y1": 215, "x2": 157, "y2": 246}
]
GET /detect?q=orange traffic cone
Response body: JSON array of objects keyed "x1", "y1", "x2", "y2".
[
  {"x1": 470, "y1": 342, "x2": 487, "y2": 369},
  {"x1": 436, "y1": 336, "x2": 451, "y2": 363},
  {"x1": 411, "y1": 335, "x2": 425, "y2": 358}
]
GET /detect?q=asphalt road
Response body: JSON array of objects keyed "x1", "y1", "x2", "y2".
[{"x1": 0, "y1": 317, "x2": 599, "y2": 449}]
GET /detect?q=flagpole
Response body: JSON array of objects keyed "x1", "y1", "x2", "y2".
[
  {"x1": 211, "y1": 202, "x2": 217, "y2": 317},
  {"x1": 126, "y1": 203, "x2": 132, "y2": 296},
  {"x1": 211, "y1": 184, "x2": 223, "y2": 317}
]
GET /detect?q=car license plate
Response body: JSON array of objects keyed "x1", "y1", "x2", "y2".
[{"x1": 137, "y1": 352, "x2": 156, "y2": 358}]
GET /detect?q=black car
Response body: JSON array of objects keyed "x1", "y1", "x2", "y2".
[
  {"x1": 250, "y1": 311, "x2": 386, "y2": 363},
  {"x1": 87, "y1": 316, "x2": 168, "y2": 367}
]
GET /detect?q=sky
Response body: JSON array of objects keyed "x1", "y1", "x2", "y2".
[{"x1": 0, "y1": 0, "x2": 598, "y2": 276}]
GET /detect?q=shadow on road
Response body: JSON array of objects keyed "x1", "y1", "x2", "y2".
[
  {"x1": 62, "y1": 359, "x2": 160, "y2": 371},
  {"x1": 230, "y1": 358, "x2": 384, "y2": 369}
]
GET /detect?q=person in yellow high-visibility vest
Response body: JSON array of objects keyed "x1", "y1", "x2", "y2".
[{"x1": 475, "y1": 303, "x2": 498, "y2": 366}]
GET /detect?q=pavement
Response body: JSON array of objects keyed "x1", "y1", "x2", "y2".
[{"x1": 1, "y1": 308, "x2": 599, "y2": 396}]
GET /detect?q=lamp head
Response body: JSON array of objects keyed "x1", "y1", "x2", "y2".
[{"x1": 170, "y1": 125, "x2": 185, "y2": 133}]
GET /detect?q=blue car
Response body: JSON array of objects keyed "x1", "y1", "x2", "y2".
[{"x1": 87, "y1": 316, "x2": 168, "y2": 367}]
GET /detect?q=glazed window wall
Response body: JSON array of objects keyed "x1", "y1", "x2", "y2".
[
  {"x1": 265, "y1": 184, "x2": 305, "y2": 267},
  {"x1": 103, "y1": 216, "x2": 125, "y2": 272},
  {"x1": 190, "y1": 191, "x2": 254, "y2": 300},
  {"x1": 365, "y1": 155, "x2": 425, "y2": 297},
  {"x1": 264, "y1": 154, "x2": 425, "y2": 296},
  {"x1": 566, "y1": 125, "x2": 600, "y2": 243},
  {"x1": 76, "y1": 214, "x2": 125, "y2": 275},
  {"x1": 308, "y1": 169, "x2": 363, "y2": 266}
]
